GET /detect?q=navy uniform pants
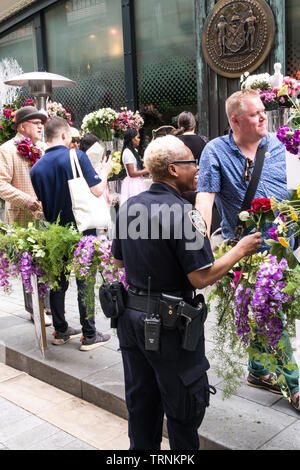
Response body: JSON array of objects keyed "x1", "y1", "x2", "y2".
[{"x1": 117, "y1": 307, "x2": 212, "y2": 450}]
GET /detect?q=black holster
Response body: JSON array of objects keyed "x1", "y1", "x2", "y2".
[
  {"x1": 178, "y1": 294, "x2": 207, "y2": 351},
  {"x1": 99, "y1": 281, "x2": 128, "y2": 328}
]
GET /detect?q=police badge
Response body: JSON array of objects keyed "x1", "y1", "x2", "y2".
[{"x1": 188, "y1": 209, "x2": 207, "y2": 237}]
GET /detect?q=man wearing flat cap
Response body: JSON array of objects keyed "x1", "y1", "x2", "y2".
[
  {"x1": 0, "y1": 105, "x2": 47, "y2": 225},
  {"x1": 0, "y1": 105, "x2": 51, "y2": 324}
]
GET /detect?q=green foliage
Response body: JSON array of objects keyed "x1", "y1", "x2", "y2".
[{"x1": 0, "y1": 220, "x2": 81, "y2": 289}]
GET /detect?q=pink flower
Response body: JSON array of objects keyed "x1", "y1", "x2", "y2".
[
  {"x1": 3, "y1": 108, "x2": 13, "y2": 118},
  {"x1": 233, "y1": 270, "x2": 244, "y2": 284}
]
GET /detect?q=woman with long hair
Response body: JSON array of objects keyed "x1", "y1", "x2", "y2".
[
  {"x1": 120, "y1": 128, "x2": 149, "y2": 205},
  {"x1": 172, "y1": 111, "x2": 207, "y2": 164}
]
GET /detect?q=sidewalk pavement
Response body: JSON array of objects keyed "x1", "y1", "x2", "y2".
[{"x1": 0, "y1": 277, "x2": 299, "y2": 450}]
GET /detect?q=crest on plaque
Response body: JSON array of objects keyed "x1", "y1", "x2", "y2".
[{"x1": 202, "y1": 0, "x2": 275, "y2": 78}]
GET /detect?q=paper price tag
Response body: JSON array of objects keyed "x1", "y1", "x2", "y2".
[{"x1": 293, "y1": 246, "x2": 300, "y2": 264}]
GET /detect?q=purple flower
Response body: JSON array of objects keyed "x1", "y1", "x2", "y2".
[{"x1": 268, "y1": 226, "x2": 278, "y2": 241}]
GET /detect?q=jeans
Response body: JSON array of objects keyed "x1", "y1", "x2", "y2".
[{"x1": 50, "y1": 271, "x2": 96, "y2": 338}]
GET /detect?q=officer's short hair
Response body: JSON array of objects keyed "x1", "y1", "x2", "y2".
[
  {"x1": 225, "y1": 89, "x2": 260, "y2": 122},
  {"x1": 144, "y1": 135, "x2": 187, "y2": 181}
]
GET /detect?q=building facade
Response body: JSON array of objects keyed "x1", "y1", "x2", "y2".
[{"x1": 0, "y1": 0, "x2": 299, "y2": 139}]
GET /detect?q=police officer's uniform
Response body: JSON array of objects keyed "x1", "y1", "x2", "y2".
[{"x1": 112, "y1": 182, "x2": 215, "y2": 450}]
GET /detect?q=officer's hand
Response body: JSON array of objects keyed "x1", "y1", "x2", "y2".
[{"x1": 236, "y1": 232, "x2": 262, "y2": 257}]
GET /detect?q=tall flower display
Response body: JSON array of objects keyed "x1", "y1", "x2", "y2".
[
  {"x1": 113, "y1": 107, "x2": 144, "y2": 138},
  {"x1": 81, "y1": 108, "x2": 118, "y2": 141}
]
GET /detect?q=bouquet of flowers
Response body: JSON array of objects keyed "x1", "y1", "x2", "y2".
[
  {"x1": 276, "y1": 101, "x2": 300, "y2": 157},
  {"x1": 265, "y1": 186, "x2": 300, "y2": 259},
  {"x1": 46, "y1": 99, "x2": 72, "y2": 125},
  {"x1": 240, "y1": 72, "x2": 300, "y2": 111},
  {"x1": 81, "y1": 108, "x2": 118, "y2": 141},
  {"x1": 113, "y1": 107, "x2": 144, "y2": 138},
  {"x1": 207, "y1": 196, "x2": 300, "y2": 398},
  {"x1": 108, "y1": 150, "x2": 125, "y2": 181}
]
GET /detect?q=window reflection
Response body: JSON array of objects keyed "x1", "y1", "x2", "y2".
[
  {"x1": 0, "y1": 21, "x2": 35, "y2": 72},
  {"x1": 45, "y1": 0, "x2": 126, "y2": 126},
  {"x1": 286, "y1": 0, "x2": 300, "y2": 79}
]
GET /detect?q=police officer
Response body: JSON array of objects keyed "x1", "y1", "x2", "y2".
[{"x1": 112, "y1": 135, "x2": 262, "y2": 450}]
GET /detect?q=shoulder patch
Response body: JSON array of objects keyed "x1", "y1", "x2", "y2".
[{"x1": 187, "y1": 210, "x2": 207, "y2": 237}]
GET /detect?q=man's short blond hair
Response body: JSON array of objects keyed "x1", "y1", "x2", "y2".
[
  {"x1": 225, "y1": 89, "x2": 260, "y2": 122},
  {"x1": 144, "y1": 135, "x2": 187, "y2": 181}
]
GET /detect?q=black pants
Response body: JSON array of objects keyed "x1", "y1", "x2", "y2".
[
  {"x1": 50, "y1": 271, "x2": 96, "y2": 338},
  {"x1": 117, "y1": 308, "x2": 211, "y2": 450}
]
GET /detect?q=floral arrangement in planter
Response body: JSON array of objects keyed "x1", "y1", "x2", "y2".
[
  {"x1": 240, "y1": 72, "x2": 300, "y2": 111},
  {"x1": 81, "y1": 108, "x2": 118, "y2": 142},
  {"x1": 208, "y1": 195, "x2": 300, "y2": 398},
  {"x1": 0, "y1": 98, "x2": 34, "y2": 144},
  {"x1": 0, "y1": 221, "x2": 127, "y2": 312},
  {"x1": 113, "y1": 107, "x2": 144, "y2": 139}
]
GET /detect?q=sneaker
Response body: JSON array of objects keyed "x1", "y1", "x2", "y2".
[
  {"x1": 52, "y1": 326, "x2": 81, "y2": 345},
  {"x1": 31, "y1": 312, "x2": 52, "y2": 327},
  {"x1": 79, "y1": 331, "x2": 111, "y2": 351},
  {"x1": 291, "y1": 396, "x2": 300, "y2": 413},
  {"x1": 247, "y1": 372, "x2": 282, "y2": 394}
]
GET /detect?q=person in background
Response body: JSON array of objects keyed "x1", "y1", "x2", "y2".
[
  {"x1": 172, "y1": 111, "x2": 207, "y2": 165},
  {"x1": 120, "y1": 128, "x2": 149, "y2": 205},
  {"x1": 69, "y1": 127, "x2": 81, "y2": 149},
  {"x1": 172, "y1": 111, "x2": 221, "y2": 232},
  {"x1": 79, "y1": 133, "x2": 100, "y2": 153}
]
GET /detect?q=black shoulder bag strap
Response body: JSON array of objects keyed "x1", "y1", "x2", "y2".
[{"x1": 232, "y1": 143, "x2": 266, "y2": 243}]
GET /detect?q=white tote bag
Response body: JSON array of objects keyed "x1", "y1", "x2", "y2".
[{"x1": 68, "y1": 149, "x2": 111, "y2": 232}]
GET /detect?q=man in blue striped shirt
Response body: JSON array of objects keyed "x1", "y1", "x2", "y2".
[{"x1": 196, "y1": 89, "x2": 299, "y2": 412}]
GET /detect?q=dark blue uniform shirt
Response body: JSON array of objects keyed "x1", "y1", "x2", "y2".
[
  {"x1": 30, "y1": 145, "x2": 100, "y2": 227},
  {"x1": 112, "y1": 182, "x2": 214, "y2": 294}
]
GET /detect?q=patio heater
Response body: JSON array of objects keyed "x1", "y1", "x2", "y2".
[{"x1": 4, "y1": 71, "x2": 76, "y2": 140}]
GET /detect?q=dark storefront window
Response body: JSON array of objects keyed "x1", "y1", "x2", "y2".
[
  {"x1": 44, "y1": 0, "x2": 126, "y2": 126},
  {"x1": 0, "y1": 20, "x2": 36, "y2": 72},
  {"x1": 134, "y1": 0, "x2": 196, "y2": 139},
  {"x1": 286, "y1": 0, "x2": 300, "y2": 79}
]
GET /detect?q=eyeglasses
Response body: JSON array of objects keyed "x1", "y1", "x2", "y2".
[
  {"x1": 243, "y1": 158, "x2": 254, "y2": 182},
  {"x1": 168, "y1": 160, "x2": 198, "y2": 166},
  {"x1": 26, "y1": 120, "x2": 44, "y2": 126},
  {"x1": 72, "y1": 138, "x2": 80, "y2": 143}
]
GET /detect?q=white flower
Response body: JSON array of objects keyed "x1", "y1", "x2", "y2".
[
  {"x1": 239, "y1": 211, "x2": 250, "y2": 222},
  {"x1": 241, "y1": 73, "x2": 272, "y2": 90}
]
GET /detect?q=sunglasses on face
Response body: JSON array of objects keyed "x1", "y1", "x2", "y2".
[
  {"x1": 243, "y1": 158, "x2": 254, "y2": 182},
  {"x1": 169, "y1": 160, "x2": 198, "y2": 166}
]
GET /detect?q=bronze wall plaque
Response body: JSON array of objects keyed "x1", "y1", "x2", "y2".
[{"x1": 202, "y1": 0, "x2": 275, "y2": 78}]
